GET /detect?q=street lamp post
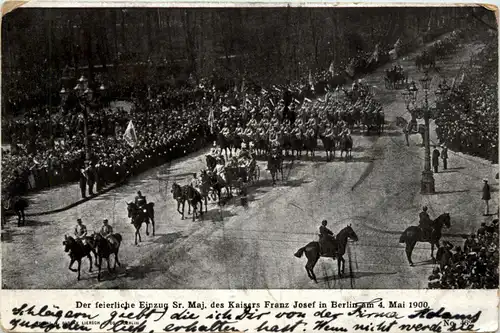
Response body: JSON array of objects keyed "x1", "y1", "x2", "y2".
[
  {"x1": 419, "y1": 72, "x2": 434, "y2": 194},
  {"x1": 60, "y1": 75, "x2": 106, "y2": 163}
]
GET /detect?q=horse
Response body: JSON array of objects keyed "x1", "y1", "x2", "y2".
[
  {"x1": 340, "y1": 134, "x2": 353, "y2": 160},
  {"x1": 206, "y1": 154, "x2": 217, "y2": 171},
  {"x1": 93, "y1": 232, "x2": 122, "y2": 281},
  {"x1": 267, "y1": 151, "x2": 284, "y2": 185},
  {"x1": 127, "y1": 202, "x2": 155, "y2": 245},
  {"x1": 10, "y1": 197, "x2": 28, "y2": 227},
  {"x1": 399, "y1": 213, "x2": 451, "y2": 266},
  {"x1": 376, "y1": 111, "x2": 385, "y2": 134},
  {"x1": 320, "y1": 135, "x2": 336, "y2": 162},
  {"x1": 185, "y1": 185, "x2": 204, "y2": 221},
  {"x1": 200, "y1": 170, "x2": 222, "y2": 205},
  {"x1": 63, "y1": 235, "x2": 97, "y2": 281},
  {"x1": 294, "y1": 225, "x2": 359, "y2": 282},
  {"x1": 290, "y1": 134, "x2": 303, "y2": 158},
  {"x1": 171, "y1": 183, "x2": 190, "y2": 219},
  {"x1": 304, "y1": 134, "x2": 318, "y2": 158},
  {"x1": 217, "y1": 133, "x2": 232, "y2": 160}
]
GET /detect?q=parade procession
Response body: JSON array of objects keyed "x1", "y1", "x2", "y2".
[{"x1": 1, "y1": 7, "x2": 498, "y2": 290}]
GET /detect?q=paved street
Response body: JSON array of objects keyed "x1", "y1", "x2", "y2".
[{"x1": 2, "y1": 40, "x2": 496, "y2": 289}]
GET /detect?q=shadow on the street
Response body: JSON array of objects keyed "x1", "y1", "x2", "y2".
[
  {"x1": 318, "y1": 270, "x2": 398, "y2": 282},
  {"x1": 153, "y1": 231, "x2": 187, "y2": 245},
  {"x1": 434, "y1": 189, "x2": 470, "y2": 195},
  {"x1": 412, "y1": 259, "x2": 435, "y2": 267},
  {"x1": 200, "y1": 207, "x2": 237, "y2": 222}
]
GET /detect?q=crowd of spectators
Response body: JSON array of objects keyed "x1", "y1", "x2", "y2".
[
  {"x1": 435, "y1": 41, "x2": 498, "y2": 163},
  {"x1": 428, "y1": 219, "x2": 499, "y2": 289},
  {"x1": 1, "y1": 29, "x2": 465, "y2": 201}
]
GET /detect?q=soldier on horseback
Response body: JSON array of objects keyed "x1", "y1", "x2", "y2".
[
  {"x1": 135, "y1": 191, "x2": 148, "y2": 213},
  {"x1": 419, "y1": 206, "x2": 432, "y2": 239},
  {"x1": 74, "y1": 218, "x2": 88, "y2": 244},
  {"x1": 190, "y1": 173, "x2": 201, "y2": 192},
  {"x1": 319, "y1": 220, "x2": 336, "y2": 256},
  {"x1": 99, "y1": 219, "x2": 117, "y2": 244}
]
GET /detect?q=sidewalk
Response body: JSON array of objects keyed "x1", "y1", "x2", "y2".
[{"x1": 22, "y1": 180, "x2": 125, "y2": 216}]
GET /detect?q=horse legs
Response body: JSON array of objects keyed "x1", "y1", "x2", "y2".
[
  {"x1": 181, "y1": 201, "x2": 185, "y2": 219},
  {"x1": 337, "y1": 256, "x2": 343, "y2": 277},
  {"x1": 106, "y1": 258, "x2": 111, "y2": 273},
  {"x1": 87, "y1": 253, "x2": 93, "y2": 272},
  {"x1": 68, "y1": 258, "x2": 76, "y2": 272},
  {"x1": 77, "y1": 260, "x2": 82, "y2": 281},
  {"x1": 145, "y1": 220, "x2": 150, "y2": 236},
  {"x1": 306, "y1": 257, "x2": 319, "y2": 283},
  {"x1": 21, "y1": 209, "x2": 25, "y2": 225},
  {"x1": 97, "y1": 257, "x2": 102, "y2": 281},
  {"x1": 406, "y1": 241, "x2": 416, "y2": 266},
  {"x1": 151, "y1": 217, "x2": 155, "y2": 236},
  {"x1": 115, "y1": 249, "x2": 122, "y2": 268}
]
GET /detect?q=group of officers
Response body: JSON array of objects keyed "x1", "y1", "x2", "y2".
[{"x1": 73, "y1": 191, "x2": 149, "y2": 244}]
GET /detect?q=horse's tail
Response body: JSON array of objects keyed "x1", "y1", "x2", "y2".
[
  {"x1": 294, "y1": 246, "x2": 306, "y2": 258},
  {"x1": 399, "y1": 230, "x2": 406, "y2": 244}
]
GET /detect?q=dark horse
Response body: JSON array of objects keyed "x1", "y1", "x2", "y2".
[
  {"x1": 319, "y1": 135, "x2": 336, "y2": 162},
  {"x1": 185, "y1": 185, "x2": 204, "y2": 222},
  {"x1": 294, "y1": 225, "x2": 359, "y2": 282},
  {"x1": 171, "y1": 183, "x2": 190, "y2": 219},
  {"x1": 267, "y1": 151, "x2": 284, "y2": 185},
  {"x1": 127, "y1": 202, "x2": 155, "y2": 245},
  {"x1": 340, "y1": 134, "x2": 353, "y2": 160},
  {"x1": 93, "y1": 232, "x2": 122, "y2": 281},
  {"x1": 399, "y1": 213, "x2": 451, "y2": 266},
  {"x1": 9, "y1": 197, "x2": 29, "y2": 226},
  {"x1": 206, "y1": 154, "x2": 217, "y2": 171},
  {"x1": 63, "y1": 235, "x2": 97, "y2": 281},
  {"x1": 217, "y1": 133, "x2": 232, "y2": 160}
]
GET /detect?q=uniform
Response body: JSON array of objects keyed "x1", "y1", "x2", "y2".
[{"x1": 319, "y1": 225, "x2": 336, "y2": 256}]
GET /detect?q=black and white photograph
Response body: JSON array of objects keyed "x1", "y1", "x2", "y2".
[{"x1": 1, "y1": 4, "x2": 498, "y2": 291}]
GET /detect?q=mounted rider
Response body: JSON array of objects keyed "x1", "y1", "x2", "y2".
[
  {"x1": 220, "y1": 122, "x2": 231, "y2": 139},
  {"x1": 214, "y1": 156, "x2": 227, "y2": 183},
  {"x1": 419, "y1": 206, "x2": 432, "y2": 239},
  {"x1": 319, "y1": 220, "x2": 336, "y2": 256},
  {"x1": 100, "y1": 219, "x2": 119, "y2": 246},
  {"x1": 135, "y1": 191, "x2": 148, "y2": 213},
  {"x1": 323, "y1": 122, "x2": 335, "y2": 139},
  {"x1": 190, "y1": 173, "x2": 201, "y2": 192},
  {"x1": 74, "y1": 218, "x2": 88, "y2": 245}
]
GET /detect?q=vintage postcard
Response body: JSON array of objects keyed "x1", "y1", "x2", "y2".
[{"x1": 0, "y1": 2, "x2": 498, "y2": 332}]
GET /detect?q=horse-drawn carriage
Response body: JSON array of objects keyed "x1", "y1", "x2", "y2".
[{"x1": 384, "y1": 67, "x2": 408, "y2": 89}]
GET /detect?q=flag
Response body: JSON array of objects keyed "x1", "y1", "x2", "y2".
[
  {"x1": 329, "y1": 61, "x2": 335, "y2": 74},
  {"x1": 123, "y1": 120, "x2": 138, "y2": 148},
  {"x1": 458, "y1": 72, "x2": 465, "y2": 85},
  {"x1": 208, "y1": 108, "x2": 215, "y2": 134},
  {"x1": 451, "y1": 77, "x2": 456, "y2": 90}
]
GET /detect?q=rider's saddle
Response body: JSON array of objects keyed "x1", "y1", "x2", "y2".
[
  {"x1": 318, "y1": 234, "x2": 337, "y2": 257},
  {"x1": 419, "y1": 226, "x2": 433, "y2": 242}
]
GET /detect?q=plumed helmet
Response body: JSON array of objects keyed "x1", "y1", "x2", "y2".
[{"x1": 322, "y1": 220, "x2": 327, "y2": 226}]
